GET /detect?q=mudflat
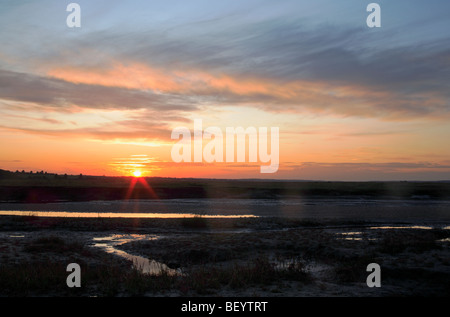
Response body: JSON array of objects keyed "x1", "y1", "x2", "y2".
[{"x1": 0, "y1": 214, "x2": 449, "y2": 297}]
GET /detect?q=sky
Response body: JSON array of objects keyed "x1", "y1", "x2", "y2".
[{"x1": 0, "y1": 0, "x2": 450, "y2": 180}]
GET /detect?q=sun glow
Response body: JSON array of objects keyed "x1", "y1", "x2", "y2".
[{"x1": 132, "y1": 170, "x2": 142, "y2": 177}]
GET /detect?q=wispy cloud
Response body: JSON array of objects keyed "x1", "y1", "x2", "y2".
[
  {"x1": 2, "y1": 21, "x2": 449, "y2": 122},
  {"x1": 0, "y1": 69, "x2": 198, "y2": 112},
  {"x1": 1, "y1": 1, "x2": 449, "y2": 179},
  {"x1": 277, "y1": 161, "x2": 450, "y2": 181}
]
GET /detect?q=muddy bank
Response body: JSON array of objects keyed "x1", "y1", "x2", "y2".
[
  {"x1": 1, "y1": 215, "x2": 449, "y2": 297},
  {"x1": 116, "y1": 225, "x2": 450, "y2": 296}
]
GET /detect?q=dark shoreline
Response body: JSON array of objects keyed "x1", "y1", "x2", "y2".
[{"x1": 1, "y1": 174, "x2": 450, "y2": 203}]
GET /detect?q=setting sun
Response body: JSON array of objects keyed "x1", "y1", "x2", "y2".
[{"x1": 132, "y1": 170, "x2": 142, "y2": 177}]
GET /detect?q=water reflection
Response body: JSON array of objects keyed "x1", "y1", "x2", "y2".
[
  {"x1": 337, "y1": 231, "x2": 365, "y2": 241},
  {"x1": 369, "y1": 225, "x2": 433, "y2": 230},
  {"x1": 91, "y1": 234, "x2": 181, "y2": 276},
  {"x1": 335, "y1": 225, "x2": 436, "y2": 241},
  {"x1": 0, "y1": 210, "x2": 257, "y2": 218}
]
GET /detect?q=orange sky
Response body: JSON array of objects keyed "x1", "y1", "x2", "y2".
[{"x1": 1, "y1": 1, "x2": 450, "y2": 180}]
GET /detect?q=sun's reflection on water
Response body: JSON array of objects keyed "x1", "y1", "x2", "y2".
[{"x1": 0, "y1": 210, "x2": 257, "y2": 218}]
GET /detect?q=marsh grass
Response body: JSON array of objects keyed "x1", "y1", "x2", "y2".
[
  {"x1": 0, "y1": 259, "x2": 179, "y2": 297},
  {"x1": 178, "y1": 256, "x2": 312, "y2": 295},
  {"x1": 0, "y1": 254, "x2": 313, "y2": 296},
  {"x1": 0, "y1": 262, "x2": 69, "y2": 296},
  {"x1": 1, "y1": 215, "x2": 449, "y2": 296},
  {"x1": 180, "y1": 215, "x2": 208, "y2": 229},
  {"x1": 375, "y1": 229, "x2": 446, "y2": 255},
  {"x1": 23, "y1": 235, "x2": 88, "y2": 254},
  {"x1": 332, "y1": 255, "x2": 380, "y2": 283}
]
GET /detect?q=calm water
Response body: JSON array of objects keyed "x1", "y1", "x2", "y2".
[
  {"x1": 91, "y1": 234, "x2": 181, "y2": 275},
  {"x1": 2, "y1": 198, "x2": 449, "y2": 276},
  {"x1": 1, "y1": 198, "x2": 450, "y2": 222}
]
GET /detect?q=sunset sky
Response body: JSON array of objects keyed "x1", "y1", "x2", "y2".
[{"x1": 1, "y1": 0, "x2": 450, "y2": 180}]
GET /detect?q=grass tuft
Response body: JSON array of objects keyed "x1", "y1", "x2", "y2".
[{"x1": 181, "y1": 215, "x2": 208, "y2": 229}]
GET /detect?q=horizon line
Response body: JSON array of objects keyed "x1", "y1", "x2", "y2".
[{"x1": 1, "y1": 168, "x2": 450, "y2": 183}]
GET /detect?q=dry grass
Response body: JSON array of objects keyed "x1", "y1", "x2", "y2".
[{"x1": 0, "y1": 216, "x2": 449, "y2": 296}]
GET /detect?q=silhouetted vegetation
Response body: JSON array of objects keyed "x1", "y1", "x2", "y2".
[{"x1": 1, "y1": 168, "x2": 450, "y2": 203}]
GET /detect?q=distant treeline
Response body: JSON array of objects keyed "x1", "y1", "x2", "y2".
[
  {"x1": 0, "y1": 168, "x2": 450, "y2": 203},
  {"x1": 1, "y1": 169, "x2": 83, "y2": 179}
]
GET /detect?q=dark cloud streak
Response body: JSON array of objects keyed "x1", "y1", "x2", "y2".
[
  {"x1": 0, "y1": 69, "x2": 198, "y2": 112},
  {"x1": 2, "y1": 17, "x2": 450, "y2": 121}
]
